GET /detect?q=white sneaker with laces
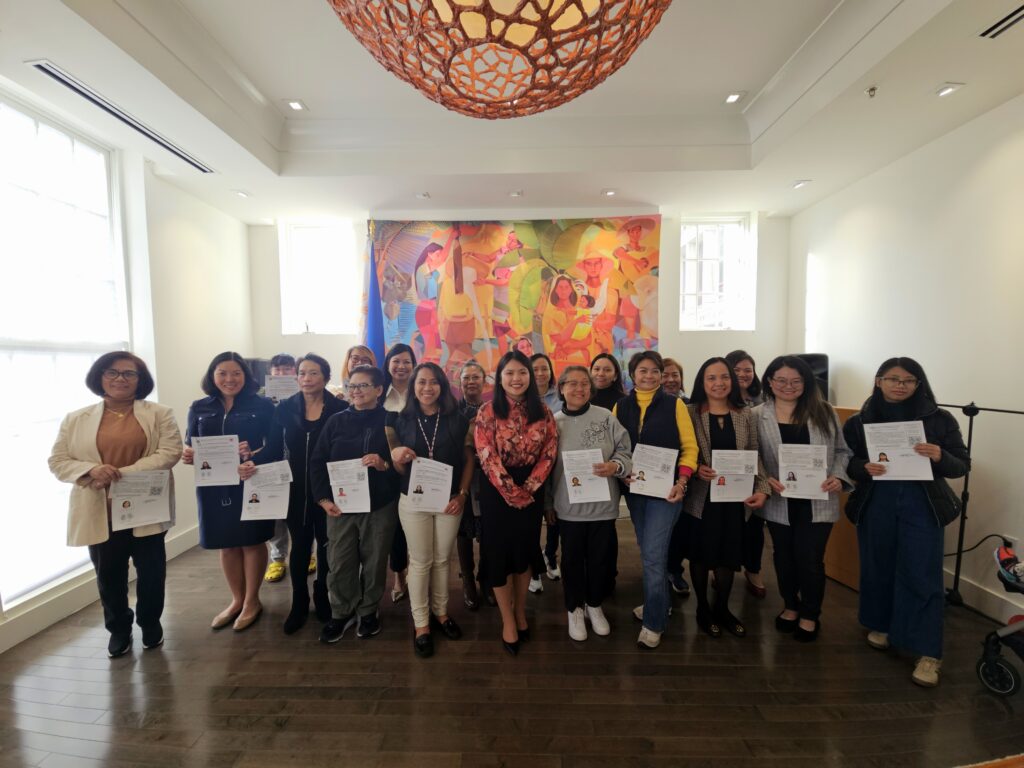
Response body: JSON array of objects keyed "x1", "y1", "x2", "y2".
[
  {"x1": 568, "y1": 608, "x2": 587, "y2": 641},
  {"x1": 912, "y1": 656, "x2": 942, "y2": 687},
  {"x1": 637, "y1": 627, "x2": 661, "y2": 649},
  {"x1": 585, "y1": 604, "x2": 610, "y2": 636},
  {"x1": 528, "y1": 577, "x2": 544, "y2": 594}
]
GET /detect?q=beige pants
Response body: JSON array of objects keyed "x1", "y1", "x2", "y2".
[{"x1": 398, "y1": 494, "x2": 463, "y2": 628}]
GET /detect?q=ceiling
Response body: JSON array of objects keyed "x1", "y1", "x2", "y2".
[{"x1": 1, "y1": 0, "x2": 1023, "y2": 221}]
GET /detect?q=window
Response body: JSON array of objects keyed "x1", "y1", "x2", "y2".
[
  {"x1": 679, "y1": 216, "x2": 756, "y2": 331},
  {"x1": 0, "y1": 98, "x2": 127, "y2": 608},
  {"x1": 279, "y1": 221, "x2": 361, "y2": 335}
]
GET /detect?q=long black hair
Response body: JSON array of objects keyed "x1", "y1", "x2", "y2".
[
  {"x1": 401, "y1": 362, "x2": 458, "y2": 418},
  {"x1": 864, "y1": 357, "x2": 937, "y2": 418},
  {"x1": 725, "y1": 349, "x2": 761, "y2": 399},
  {"x1": 762, "y1": 355, "x2": 835, "y2": 436},
  {"x1": 382, "y1": 343, "x2": 417, "y2": 395},
  {"x1": 590, "y1": 352, "x2": 625, "y2": 395},
  {"x1": 689, "y1": 357, "x2": 745, "y2": 410},
  {"x1": 492, "y1": 350, "x2": 545, "y2": 422}
]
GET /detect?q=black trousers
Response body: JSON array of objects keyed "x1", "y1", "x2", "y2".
[
  {"x1": 667, "y1": 512, "x2": 693, "y2": 578},
  {"x1": 767, "y1": 510, "x2": 833, "y2": 621},
  {"x1": 742, "y1": 515, "x2": 766, "y2": 573},
  {"x1": 558, "y1": 518, "x2": 617, "y2": 611},
  {"x1": 531, "y1": 520, "x2": 561, "y2": 576},
  {"x1": 87, "y1": 528, "x2": 166, "y2": 636},
  {"x1": 287, "y1": 508, "x2": 329, "y2": 603}
]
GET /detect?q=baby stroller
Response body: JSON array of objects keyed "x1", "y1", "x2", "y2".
[{"x1": 976, "y1": 545, "x2": 1024, "y2": 696}]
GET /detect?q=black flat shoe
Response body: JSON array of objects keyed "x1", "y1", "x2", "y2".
[
  {"x1": 502, "y1": 638, "x2": 520, "y2": 656},
  {"x1": 313, "y1": 585, "x2": 332, "y2": 623},
  {"x1": 696, "y1": 608, "x2": 721, "y2": 639},
  {"x1": 431, "y1": 615, "x2": 463, "y2": 640},
  {"x1": 283, "y1": 605, "x2": 309, "y2": 635},
  {"x1": 414, "y1": 632, "x2": 434, "y2": 658},
  {"x1": 794, "y1": 621, "x2": 820, "y2": 643},
  {"x1": 716, "y1": 609, "x2": 746, "y2": 638},
  {"x1": 775, "y1": 613, "x2": 799, "y2": 632}
]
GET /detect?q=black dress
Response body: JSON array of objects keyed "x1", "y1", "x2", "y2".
[
  {"x1": 689, "y1": 413, "x2": 744, "y2": 570},
  {"x1": 778, "y1": 423, "x2": 813, "y2": 526}
]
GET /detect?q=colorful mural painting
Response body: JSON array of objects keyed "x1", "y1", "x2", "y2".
[{"x1": 369, "y1": 217, "x2": 660, "y2": 386}]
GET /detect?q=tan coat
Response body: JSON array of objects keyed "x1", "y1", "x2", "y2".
[{"x1": 48, "y1": 400, "x2": 183, "y2": 546}]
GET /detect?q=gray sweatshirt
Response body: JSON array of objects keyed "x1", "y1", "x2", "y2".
[{"x1": 548, "y1": 405, "x2": 633, "y2": 522}]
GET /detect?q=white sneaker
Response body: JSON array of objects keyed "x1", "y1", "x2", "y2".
[
  {"x1": 912, "y1": 656, "x2": 942, "y2": 687},
  {"x1": 637, "y1": 627, "x2": 661, "y2": 649},
  {"x1": 546, "y1": 565, "x2": 562, "y2": 580},
  {"x1": 632, "y1": 604, "x2": 670, "y2": 622},
  {"x1": 585, "y1": 604, "x2": 610, "y2": 636},
  {"x1": 866, "y1": 631, "x2": 890, "y2": 650},
  {"x1": 568, "y1": 608, "x2": 587, "y2": 641},
  {"x1": 528, "y1": 577, "x2": 544, "y2": 594}
]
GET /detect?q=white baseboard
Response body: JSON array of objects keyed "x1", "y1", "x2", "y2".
[
  {"x1": 944, "y1": 566, "x2": 1024, "y2": 623},
  {"x1": 0, "y1": 525, "x2": 199, "y2": 655}
]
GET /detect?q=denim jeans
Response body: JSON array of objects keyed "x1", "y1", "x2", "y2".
[{"x1": 627, "y1": 494, "x2": 682, "y2": 633}]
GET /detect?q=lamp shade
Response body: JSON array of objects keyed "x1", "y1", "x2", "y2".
[{"x1": 326, "y1": 0, "x2": 672, "y2": 119}]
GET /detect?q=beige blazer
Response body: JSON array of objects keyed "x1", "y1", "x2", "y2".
[{"x1": 48, "y1": 400, "x2": 183, "y2": 547}]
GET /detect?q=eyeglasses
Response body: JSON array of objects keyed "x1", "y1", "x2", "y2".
[
  {"x1": 770, "y1": 377, "x2": 804, "y2": 389},
  {"x1": 349, "y1": 356, "x2": 373, "y2": 365},
  {"x1": 346, "y1": 382, "x2": 376, "y2": 391},
  {"x1": 880, "y1": 376, "x2": 919, "y2": 387},
  {"x1": 102, "y1": 369, "x2": 139, "y2": 381}
]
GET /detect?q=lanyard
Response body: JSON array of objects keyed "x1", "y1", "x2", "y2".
[{"x1": 416, "y1": 413, "x2": 441, "y2": 459}]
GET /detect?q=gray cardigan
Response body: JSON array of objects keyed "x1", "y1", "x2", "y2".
[
  {"x1": 548, "y1": 405, "x2": 632, "y2": 522},
  {"x1": 753, "y1": 402, "x2": 853, "y2": 525}
]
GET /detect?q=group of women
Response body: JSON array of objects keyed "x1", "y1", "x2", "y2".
[{"x1": 50, "y1": 344, "x2": 968, "y2": 688}]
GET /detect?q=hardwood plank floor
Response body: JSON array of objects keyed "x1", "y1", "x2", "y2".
[{"x1": 1, "y1": 520, "x2": 1021, "y2": 767}]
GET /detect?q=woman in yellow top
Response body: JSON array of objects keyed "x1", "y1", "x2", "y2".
[{"x1": 613, "y1": 351, "x2": 699, "y2": 649}]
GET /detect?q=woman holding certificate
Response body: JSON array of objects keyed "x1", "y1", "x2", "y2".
[
  {"x1": 382, "y1": 343, "x2": 416, "y2": 603},
  {"x1": 386, "y1": 362, "x2": 474, "y2": 658},
  {"x1": 842, "y1": 357, "x2": 968, "y2": 687},
  {"x1": 754, "y1": 355, "x2": 852, "y2": 642},
  {"x1": 682, "y1": 358, "x2": 769, "y2": 639},
  {"x1": 183, "y1": 352, "x2": 278, "y2": 632},
  {"x1": 548, "y1": 366, "x2": 632, "y2": 642},
  {"x1": 614, "y1": 351, "x2": 699, "y2": 650},
  {"x1": 49, "y1": 352, "x2": 182, "y2": 657},
  {"x1": 266, "y1": 353, "x2": 348, "y2": 635},
  {"x1": 310, "y1": 365, "x2": 399, "y2": 643},
  {"x1": 474, "y1": 350, "x2": 558, "y2": 655}
]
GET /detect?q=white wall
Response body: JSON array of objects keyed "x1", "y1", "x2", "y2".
[{"x1": 790, "y1": 93, "x2": 1024, "y2": 620}]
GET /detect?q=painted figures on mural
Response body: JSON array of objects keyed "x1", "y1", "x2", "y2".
[{"x1": 372, "y1": 217, "x2": 660, "y2": 387}]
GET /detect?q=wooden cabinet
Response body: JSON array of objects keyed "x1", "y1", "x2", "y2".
[{"x1": 825, "y1": 406, "x2": 860, "y2": 590}]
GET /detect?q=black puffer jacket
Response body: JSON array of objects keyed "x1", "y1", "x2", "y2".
[{"x1": 843, "y1": 396, "x2": 969, "y2": 526}]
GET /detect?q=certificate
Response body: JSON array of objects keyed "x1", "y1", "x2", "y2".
[
  {"x1": 709, "y1": 450, "x2": 757, "y2": 502},
  {"x1": 265, "y1": 375, "x2": 299, "y2": 404},
  {"x1": 779, "y1": 444, "x2": 828, "y2": 500},
  {"x1": 630, "y1": 443, "x2": 677, "y2": 499},
  {"x1": 241, "y1": 480, "x2": 289, "y2": 520},
  {"x1": 326, "y1": 459, "x2": 372, "y2": 514},
  {"x1": 246, "y1": 460, "x2": 294, "y2": 488},
  {"x1": 562, "y1": 449, "x2": 611, "y2": 504},
  {"x1": 111, "y1": 470, "x2": 171, "y2": 531},
  {"x1": 406, "y1": 458, "x2": 454, "y2": 513},
  {"x1": 863, "y1": 421, "x2": 932, "y2": 481},
  {"x1": 193, "y1": 435, "x2": 240, "y2": 487}
]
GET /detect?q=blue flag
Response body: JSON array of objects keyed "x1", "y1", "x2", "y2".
[{"x1": 364, "y1": 237, "x2": 386, "y2": 364}]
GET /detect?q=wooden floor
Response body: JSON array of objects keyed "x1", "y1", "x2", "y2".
[{"x1": 2, "y1": 520, "x2": 1022, "y2": 768}]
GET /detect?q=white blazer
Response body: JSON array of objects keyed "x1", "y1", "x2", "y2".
[{"x1": 48, "y1": 400, "x2": 183, "y2": 547}]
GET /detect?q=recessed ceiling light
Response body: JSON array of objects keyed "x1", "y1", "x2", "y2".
[
  {"x1": 601, "y1": 188, "x2": 617, "y2": 197},
  {"x1": 725, "y1": 91, "x2": 746, "y2": 104},
  {"x1": 935, "y1": 82, "x2": 964, "y2": 97},
  {"x1": 286, "y1": 100, "x2": 306, "y2": 111},
  {"x1": 792, "y1": 180, "x2": 812, "y2": 190},
  {"x1": 416, "y1": 192, "x2": 431, "y2": 200},
  {"x1": 509, "y1": 190, "x2": 524, "y2": 198},
  {"x1": 233, "y1": 190, "x2": 250, "y2": 198}
]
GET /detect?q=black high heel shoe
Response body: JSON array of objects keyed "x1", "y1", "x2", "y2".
[
  {"x1": 775, "y1": 613, "x2": 798, "y2": 632},
  {"x1": 502, "y1": 637, "x2": 520, "y2": 656}
]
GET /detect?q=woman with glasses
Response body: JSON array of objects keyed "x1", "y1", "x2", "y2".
[
  {"x1": 725, "y1": 349, "x2": 768, "y2": 598},
  {"x1": 183, "y1": 352, "x2": 279, "y2": 632},
  {"x1": 266, "y1": 353, "x2": 348, "y2": 635},
  {"x1": 49, "y1": 352, "x2": 182, "y2": 657},
  {"x1": 386, "y1": 363, "x2": 474, "y2": 658},
  {"x1": 336, "y1": 346, "x2": 377, "y2": 399},
  {"x1": 754, "y1": 355, "x2": 852, "y2": 642},
  {"x1": 456, "y1": 360, "x2": 489, "y2": 609},
  {"x1": 589, "y1": 353, "x2": 626, "y2": 411},
  {"x1": 382, "y1": 344, "x2": 417, "y2": 603},
  {"x1": 842, "y1": 358, "x2": 968, "y2": 686},
  {"x1": 310, "y1": 365, "x2": 398, "y2": 643},
  {"x1": 548, "y1": 366, "x2": 632, "y2": 641},
  {"x1": 474, "y1": 350, "x2": 558, "y2": 655},
  {"x1": 614, "y1": 351, "x2": 699, "y2": 650}
]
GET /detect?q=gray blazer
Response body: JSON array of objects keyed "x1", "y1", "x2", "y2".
[{"x1": 753, "y1": 402, "x2": 852, "y2": 525}]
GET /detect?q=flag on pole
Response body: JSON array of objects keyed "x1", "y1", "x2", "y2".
[{"x1": 362, "y1": 224, "x2": 386, "y2": 364}]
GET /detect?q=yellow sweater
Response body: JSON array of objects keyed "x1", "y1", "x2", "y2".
[{"x1": 615, "y1": 389, "x2": 698, "y2": 478}]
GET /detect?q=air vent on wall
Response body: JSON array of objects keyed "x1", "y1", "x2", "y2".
[
  {"x1": 27, "y1": 59, "x2": 215, "y2": 174},
  {"x1": 980, "y1": 4, "x2": 1024, "y2": 38}
]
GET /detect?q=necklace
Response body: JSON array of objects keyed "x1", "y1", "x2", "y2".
[
  {"x1": 105, "y1": 404, "x2": 133, "y2": 419},
  {"x1": 416, "y1": 411, "x2": 441, "y2": 459}
]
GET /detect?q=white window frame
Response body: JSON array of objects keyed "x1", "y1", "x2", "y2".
[{"x1": 679, "y1": 215, "x2": 756, "y2": 331}]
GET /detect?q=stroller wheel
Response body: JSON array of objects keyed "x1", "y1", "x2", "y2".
[{"x1": 977, "y1": 656, "x2": 1022, "y2": 696}]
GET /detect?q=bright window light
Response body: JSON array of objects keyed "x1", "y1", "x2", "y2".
[
  {"x1": 278, "y1": 220, "x2": 362, "y2": 335},
  {"x1": 0, "y1": 97, "x2": 127, "y2": 607},
  {"x1": 679, "y1": 216, "x2": 756, "y2": 331}
]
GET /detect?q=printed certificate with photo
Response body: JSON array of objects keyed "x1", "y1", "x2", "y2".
[
  {"x1": 406, "y1": 458, "x2": 454, "y2": 513},
  {"x1": 110, "y1": 470, "x2": 171, "y2": 531},
  {"x1": 562, "y1": 449, "x2": 611, "y2": 504},
  {"x1": 193, "y1": 435, "x2": 240, "y2": 487},
  {"x1": 630, "y1": 443, "x2": 677, "y2": 499},
  {"x1": 326, "y1": 459, "x2": 372, "y2": 513},
  {"x1": 863, "y1": 421, "x2": 933, "y2": 481},
  {"x1": 779, "y1": 444, "x2": 828, "y2": 501}
]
